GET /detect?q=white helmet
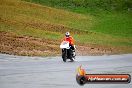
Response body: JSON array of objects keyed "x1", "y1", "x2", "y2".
[{"x1": 65, "y1": 32, "x2": 70, "y2": 37}]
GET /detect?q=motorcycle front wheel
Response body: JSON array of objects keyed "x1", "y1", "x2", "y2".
[{"x1": 62, "y1": 49, "x2": 67, "y2": 62}]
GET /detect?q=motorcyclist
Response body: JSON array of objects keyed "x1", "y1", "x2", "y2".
[{"x1": 62, "y1": 32, "x2": 75, "y2": 56}]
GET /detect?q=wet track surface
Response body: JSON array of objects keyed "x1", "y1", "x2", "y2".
[{"x1": 0, "y1": 54, "x2": 132, "y2": 88}]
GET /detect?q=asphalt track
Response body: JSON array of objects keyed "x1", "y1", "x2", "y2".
[{"x1": 0, "y1": 54, "x2": 132, "y2": 88}]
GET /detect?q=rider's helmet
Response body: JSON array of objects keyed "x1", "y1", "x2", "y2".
[{"x1": 65, "y1": 32, "x2": 70, "y2": 38}]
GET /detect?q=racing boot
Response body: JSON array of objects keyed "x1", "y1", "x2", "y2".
[{"x1": 72, "y1": 50, "x2": 76, "y2": 57}]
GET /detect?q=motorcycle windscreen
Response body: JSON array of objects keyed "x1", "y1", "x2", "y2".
[{"x1": 60, "y1": 41, "x2": 69, "y2": 49}]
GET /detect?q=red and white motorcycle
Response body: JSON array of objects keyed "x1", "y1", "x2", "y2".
[{"x1": 60, "y1": 41, "x2": 75, "y2": 62}]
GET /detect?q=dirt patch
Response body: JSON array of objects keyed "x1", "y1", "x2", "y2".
[
  {"x1": 76, "y1": 45, "x2": 115, "y2": 56},
  {"x1": 0, "y1": 31, "x2": 60, "y2": 56},
  {"x1": 76, "y1": 42, "x2": 132, "y2": 56},
  {"x1": 0, "y1": 31, "x2": 130, "y2": 56}
]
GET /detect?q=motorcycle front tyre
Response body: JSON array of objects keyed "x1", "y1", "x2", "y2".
[{"x1": 62, "y1": 49, "x2": 67, "y2": 62}]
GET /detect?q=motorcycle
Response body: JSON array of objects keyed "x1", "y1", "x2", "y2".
[{"x1": 60, "y1": 41, "x2": 75, "y2": 62}]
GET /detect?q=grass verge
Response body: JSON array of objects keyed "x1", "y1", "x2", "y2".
[{"x1": 0, "y1": 0, "x2": 132, "y2": 56}]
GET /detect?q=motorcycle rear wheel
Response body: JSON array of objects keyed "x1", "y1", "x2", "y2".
[{"x1": 68, "y1": 49, "x2": 74, "y2": 62}]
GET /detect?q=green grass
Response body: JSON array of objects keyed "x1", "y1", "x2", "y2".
[
  {"x1": 25, "y1": 0, "x2": 132, "y2": 37},
  {"x1": 0, "y1": 0, "x2": 132, "y2": 48},
  {"x1": 92, "y1": 12, "x2": 132, "y2": 38},
  {"x1": 0, "y1": 21, "x2": 62, "y2": 40},
  {"x1": 0, "y1": 0, "x2": 91, "y2": 38},
  {"x1": 24, "y1": 0, "x2": 132, "y2": 11},
  {"x1": 23, "y1": 0, "x2": 132, "y2": 46}
]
